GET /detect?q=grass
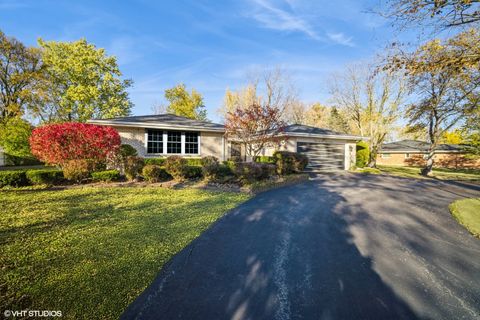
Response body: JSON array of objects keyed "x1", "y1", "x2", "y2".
[
  {"x1": 0, "y1": 187, "x2": 249, "y2": 319},
  {"x1": 376, "y1": 165, "x2": 480, "y2": 182},
  {"x1": 449, "y1": 198, "x2": 480, "y2": 237}
]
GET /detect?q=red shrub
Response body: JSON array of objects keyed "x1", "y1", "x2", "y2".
[{"x1": 30, "y1": 122, "x2": 121, "y2": 166}]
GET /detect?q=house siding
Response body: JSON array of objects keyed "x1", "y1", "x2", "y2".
[{"x1": 377, "y1": 152, "x2": 480, "y2": 168}]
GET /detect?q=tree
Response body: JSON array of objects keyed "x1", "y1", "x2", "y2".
[
  {"x1": 37, "y1": 38, "x2": 132, "y2": 122},
  {"x1": 0, "y1": 30, "x2": 44, "y2": 121},
  {"x1": 225, "y1": 103, "x2": 286, "y2": 157},
  {"x1": 164, "y1": 84, "x2": 207, "y2": 120},
  {"x1": 330, "y1": 64, "x2": 407, "y2": 167},
  {"x1": 219, "y1": 67, "x2": 299, "y2": 122},
  {"x1": 0, "y1": 117, "x2": 33, "y2": 158},
  {"x1": 391, "y1": 31, "x2": 480, "y2": 175},
  {"x1": 30, "y1": 123, "x2": 121, "y2": 166},
  {"x1": 304, "y1": 103, "x2": 331, "y2": 128},
  {"x1": 382, "y1": 0, "x2": 480, "y2": 30},
  {"x1": 440, "y1": 129, "x2": 466, "y2": 144},
  {"x1": 328, "y1": 107, "x2": 350, "y2": 133}
]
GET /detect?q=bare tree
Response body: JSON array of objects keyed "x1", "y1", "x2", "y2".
[
  {"x1": 381, "y1": 0, "x2": 480, "y2": 30},
  {"x1": 219, "y1": 67, "x2": 300, "y2": 123},
  {"x1": 330, "y1": 63, "x2": 408, "y2": 167}
]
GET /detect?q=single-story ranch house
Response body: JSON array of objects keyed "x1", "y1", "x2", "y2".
[
  {"x1": 376, "y1": 139, "x2": 480, "y2": 168},
  {"x1": 88, "y1": 114, "x2": 364, "y2": 171}
]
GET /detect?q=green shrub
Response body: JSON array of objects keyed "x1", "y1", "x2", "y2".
[
  {"x1": 234, "y1": 162, "x2": 274, "y2": 183},
  {"x1": 356, "y1": 141, "x2": 370, "y2": 168},
  {"x1": 0, "y1": 170, "x2": 28, "y2": 187},
  {"x1": 144, "y1": 158, "x2": 166, "y2": 166},
  {"x1": 185, "y1": 158, "x2": 203, "y2": 166},
  {"x1": 201, "y1": 156, "x2": 220, "y2": 181},
  {"x1": 253, "y1": 156, "x2": 276, "y2": 164},
  {"x1": 185, "y1": 166, "x2": 202, "y2": 179},
  {"x1": 273, "y1": 151, "x2": 295, "y2": 175},
  {"x1": 124, "y1": 156, "x2": 144, "y2": 181},
  {"x1": 119, "y1": 144, "x2": 138, "y2": 157},
  {"x1": 26, "y1": 169, "x2": 63, "y2": 185},
  {"x1": 164, "y1": 156, "x2": 188, "y2": 181},
  {"x1": 91, "y1": 170, "x2": 120, "y2": 182},
  {"x1": 142, "y1": 165, "x2": 171, "y2": 182},
  {"x1": 223, "y1": 160, "x2": 237, "y2": 172},
  {"x1": 273, "y1": 151, "x2": 308, "y2": 175},
  {"x1": 292, "y1": 153, "x2": 308, "y2": 172},
  {"x1": 217, "y1": 164, "x2": 233, "y2": 177},
  {"x1": 62, "y1": 159, "x2": 95, "y2": 182}
]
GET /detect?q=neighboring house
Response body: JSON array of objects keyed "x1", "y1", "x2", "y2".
[
  {"x1": 88, "y1": 114, "x2": 363, "y2": 171},
  {"x1": 377, "y1": 140, "x2": 480, "y2": 168}
]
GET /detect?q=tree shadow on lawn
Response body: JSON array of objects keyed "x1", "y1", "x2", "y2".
[{"x1": 121, "y1": 180, "x2": 420, "y2": 320}]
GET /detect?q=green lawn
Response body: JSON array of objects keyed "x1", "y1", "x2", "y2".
[
  {"x1": 377, "y1": 165, "x2": 480, "y2": 182},
  {"x1": 0, "y1": 187, "x2": 249, "y2": 319},
  {"x1": 449, "y1": 198, "x2": 480, "y2": 238}
]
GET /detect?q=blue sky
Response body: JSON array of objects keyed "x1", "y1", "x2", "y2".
[{"x1": 1, "y1": 0, "x2": 403, "y2": 122}]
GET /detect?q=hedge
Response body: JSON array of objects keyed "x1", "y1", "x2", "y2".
[
  {"x1": 26, "y1": 169, "x2": 64, "y2": 185},
  {"x1": 356, "y1": 141, "x2": 370, "y2": 168},
  {"x1": 253, "y1": 156, "x2": 276, "y2": 164},
  {"x1": 91, "y1": 170, "x2": 121, "y2": 182},
  {"x1": 273, "y1": 151, "x2": 308, "y2": 175},
  {"x1": 144, "y1": 157, "x2": 202, "y2": 167},
  {"x1": 142, "y1": 165, "x2": 171, "y2": 182},
  {"x1": 0, "y1": 170, "x2": 29, "y2": 187}
]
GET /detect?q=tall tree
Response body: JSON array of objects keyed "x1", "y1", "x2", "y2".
[
  {"x1": 0, "y1": 117, "x2": 33, "y2": 158},
  {"x1": 304, "y1": 103, "x2": 331, "y2": 128},
  {"x1": 38, "y1": 38, "x2": 132, "y2": 122},
  {"x1": 390, "y1": 30, "x2": 480, "y2": 175},
  {"x1": 330, "y1": 64, "x2": 407, "y2": 167},
  {"x1": 225, "y1": 103, "x2": 286, "y2": 157},
  {"x1": 0, "y1": 30, "x2": 43, "y2": 122},
  {"x1": 328, "y1": 107, "x2": 350, "y2": 133},
  {"x1": 164, "y1": 84, "x2": 207, "y2": 120}
]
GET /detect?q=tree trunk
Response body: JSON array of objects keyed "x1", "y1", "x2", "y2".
[
  {"x1": 367, "y1": 144, "x2": 378, "y2": 168},
  {"x1": 421, "y1": 148, "x2": 434, "y2": 176}
]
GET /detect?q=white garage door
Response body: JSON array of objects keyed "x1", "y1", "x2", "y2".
[{"x1": 297, "y1": 142, "x2": 344, "y2": 171}]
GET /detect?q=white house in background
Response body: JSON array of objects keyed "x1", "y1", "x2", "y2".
[{"x1": 88, "y1": 114, "x2": 364, "y2": 171}]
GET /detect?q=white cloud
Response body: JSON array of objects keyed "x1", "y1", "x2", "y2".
[
  {"x1": 248, "y1": 0, "x2": 321, "y2": 40},
  {"x1": 327, "y1": 32, "x2": 355, "y2": 47}
]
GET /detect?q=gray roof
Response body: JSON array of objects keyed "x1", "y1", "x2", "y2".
[
  {"x1": 283, "y1": 124, "x2": 346, "y2": 136},
  {"x1": 281, "y1": 124, "x2": 364, "y2": 140},
  {"x1": 88, "y1": 114, "x2": 224, "y2": 131},
  {"x1": 380, "y1": 140, "x2": 463, "y2": 152}
]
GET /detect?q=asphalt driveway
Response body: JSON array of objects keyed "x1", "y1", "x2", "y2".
[{"x1": 122, "y1": 174, "x2": 480, "y2": 320}]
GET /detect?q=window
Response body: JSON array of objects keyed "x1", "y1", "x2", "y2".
[
  {"x1": 147, "y1": 129, "x2": 163, "y2": 154},
  {"x1": 381, "y1": 153, "x2": 391, "y2": 159},
  {"x1": 167, "y1": 131, "x2": 182, "y2": 154},
  {"x1": 405, "y1": 153, "x2": 411, "y2": 159},
  {"x1": 185, "y1": 132, "x2": 199, "y2": 154}
]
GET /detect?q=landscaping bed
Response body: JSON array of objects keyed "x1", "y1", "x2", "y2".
[{"x1": 0, "y1": 187, "x2": 249, "y2": 319}]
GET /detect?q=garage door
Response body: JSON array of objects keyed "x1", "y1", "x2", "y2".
[{"x1": 297, "y1": 142, "x2": 345, "y2": 171}]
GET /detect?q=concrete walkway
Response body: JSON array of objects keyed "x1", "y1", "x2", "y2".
[{"x1": 122, "y1": 174, "x2": 480, "y2": 320}]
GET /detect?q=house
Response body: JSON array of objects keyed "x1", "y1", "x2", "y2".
[
  {"x1": 376, "y1": 140, "x2": 480, "y2": 168},
  {"x1": 88, "y1": 114, "x2": 364, "y2": 171}
]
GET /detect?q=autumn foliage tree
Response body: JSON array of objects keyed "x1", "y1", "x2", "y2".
[
  {"x1": 29, "y1": 123, "x2": 121, "y2": 166},
  {"x1": 225, "y1": 103, "x2": 286, "y2": 157}
]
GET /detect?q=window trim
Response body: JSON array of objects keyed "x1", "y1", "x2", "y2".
[
  {"x1": 145, "y1": 129, "x2": 200, "y2": 155},
  {"x1": 405, "y1": 153, "x2": 411, "y2": 159}
]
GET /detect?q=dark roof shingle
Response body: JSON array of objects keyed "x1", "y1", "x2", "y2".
[
  {"x1": 90, "y1": 114, "x2": 224, "y2": 130},
  {"x1": 380, "y1": 140, "x2": 463, "y2": 152}
]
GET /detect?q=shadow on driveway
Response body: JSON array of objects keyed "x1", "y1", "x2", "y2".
[{"x1": 120, "y1": 174, "x2": 470, "y2": 320}]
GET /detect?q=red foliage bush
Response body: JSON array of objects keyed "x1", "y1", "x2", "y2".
[{"x1": 30, "y1": 122, "x2": 121, "y2": 166}]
